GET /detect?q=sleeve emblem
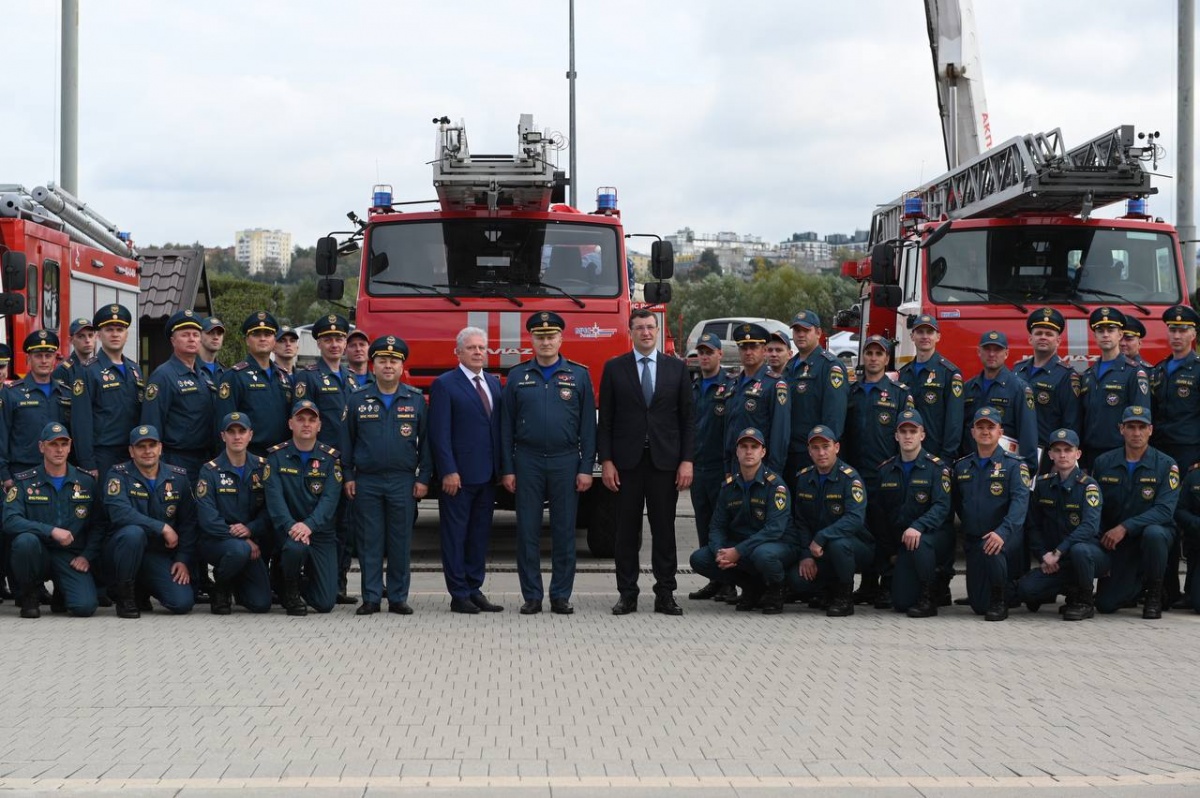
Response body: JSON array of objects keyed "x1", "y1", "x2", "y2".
[
  {"x1": 196, "y1": 479, "x2": 208, "y2": 498},
  {"x1": 1169, "y1": 465, "x2": 1180, "y2": 491},
  {"x1": 73, "y1": 378, "x2": 84, "y2": 396},
  {"x1": 295, "y1": 381, "x2": 306, "y2": 398},
  {"x1": 218, "y1": 382, "x2": 231, "y2": 400},
  {"x1": 1019, "y1": 463, "x2": 1032, "y2": 488},
  {"x1": 950, "y1": 374, "x2": 963, "y2": 397},
  {"x1": 1085, "y1": 484, "x2": 1101, "y2": 507},
  {"x1": 107, "y1": 478, "x2": 122, "y2": 496},
  {"x1": 850, "y1": 481, "x2": 865, "y2": 504},
  {"x1": 145, "y1": 383, "x2": 158, "y2": 401},
  {"x1": 4, "y1": 486, "x2": 16, "y2": 503},
  {"x1": 829, "y1": 368, "x2": 844, "y2": 390},
  {"x1": 773, "y1": 485, "x2": 787, "y2": 511}
]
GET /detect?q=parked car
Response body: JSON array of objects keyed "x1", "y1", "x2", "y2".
[
  {"x1": 826, "y1": 330, "x2": 859, "y2": 368},
  {"x1": 684, "y1": 317, "x2": 797, "y2": 372}
]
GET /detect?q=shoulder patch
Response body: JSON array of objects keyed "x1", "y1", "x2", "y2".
[
  {"x1": 145, "y1": 383, "x2": 159, "y2": 401},
  {"x1": 5, "y1": 486, "x2": 17, "y2": 503},
  {"x1": 1169, "y1": 464, "x2": 1181, "y2": 491},
  {"x1": 1019, "y1": 463, "x2": 1032, "y2": 488},
  {"x1": 73, "y1": 378, "x2": 85, "y2": 396},
  {"x1": 107, "y1": 478, "x2": 121, "y2": 496},
  {"x1": 724, "y1": 474, "x2": 735, "y2": 484},
  {"x1": 850, "y1": 481, "x2": 865, "y2": 504},
  {"x1": 1085, "y1": 484, "x2": 1101, "y2": 507},
  {"x1": 294, "y1": 381, "x2": 307, "y2": 398},
  {"x1": 829, "y1": 367, "x2": 845, "y2": 390},
  {"x1": 195, "y1": 479, "x2": 208, "y2": 499},
  {"x1": 218, "y1": 382, "x2": 231, "y2": 400}
]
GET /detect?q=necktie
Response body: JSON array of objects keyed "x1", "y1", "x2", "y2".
[
  {"x1": 640, "y1": 356, "x2": 654, "y2": 405},
  {"x1": 474, "y1": 375, "x2": 491, "y2": 416}
]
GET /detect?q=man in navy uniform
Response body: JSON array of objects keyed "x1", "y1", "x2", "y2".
[
  {"x1": 3, "y1": 422, "x2": 99, "y2": 618},
  {"x1": 686, "y1": 333, "x2": 738, "y2": 602},
  {"x1": 1016, "y1": 428, "x2": 1106, "y2": 620},
  {"x1": 874, "y1": 410, "x2": 952, "y2": 617},
  {"x1": 141, "y1": 310, "x2": 217, "y2": 482},
  {"x1": 70, "y1": 304, "x2": 144, "y2": 481},
  {"x1": 689, "y1": 427, "x2": 795, "y2": 615},
  {"x1": 960, "y1": 331, "x2": 1038, "y2": 472},
  {"x1": 723, "y1": 322, "x2": 789, "y2": 475},
  {"x1": 952, "y1": 406, "x2": 1031, "y2": 621},
  {"x1": 216, "y1": 311, "x2": 294, "y2": 457},
  {"x1": 104, "y1": 425, "x2": 196, "y2": 618},
  {"x1": 783, "y1": 310, "x2": 848, "y2": 478},
  {"x1": 264, "y1": 400, "x2": 343, "y2": 616},
  {"x1": 1173, "y1": 462, "x2": 1200, "y2": 612},
  {"x1": 195, "y1": 412, "x2": 272, "y2": 615},
  {"x1": 51, "y1": 316, "x2": 96, "y2": 391},
  {"x1": 429, "y1": 326, "x2": 504, "y2": 614},
  {"x1": 500, "y1": 311, "x2": 596, "y2": 616},
  {"x1": 1121, "y1": 316, "x2": 1153, "y2": 371},
  {"x1": 787, "y1": 425, "x2": 872, "y2": 616},
  {"x1": 342, "y1": 336, "x2": 432, "y2": 616},
  {"x1": 346, "y1": 329, "x2": 374, "y2": 390},
  {"x1": 1013, "y1": 308, "x2": 1081, "y2": 473},
  {"x1": 1092, "y1": 406, "x2": 1180, "y2": 618},
  {"x1": 1080, "y1": 307, "x2": 1150, "y2": 469},
  {"x1": 198, "y1": 317, "x2": 227, "y2": 386},
  {"x1": 1, "y1": 330, "x2": 69, "y2": 484}
]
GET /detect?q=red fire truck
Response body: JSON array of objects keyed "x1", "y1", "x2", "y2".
[
  {"x1": 315, "y1": 115, "x2": 675, "y2": 556},
  {"x1": 0, "y1": 183, "x2": 141, "y2": 375},
  {"x1": 837, "y1": 125, "x2": 1188, "y2": 371}
]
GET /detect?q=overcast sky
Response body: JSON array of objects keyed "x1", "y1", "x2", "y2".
[{"x1": 1, "y1": 1, "x2": 1186, "y2": 253}]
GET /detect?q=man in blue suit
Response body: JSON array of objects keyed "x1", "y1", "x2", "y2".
[{"x1": 429, "y1": 327, "x2": 504, "y2": 614}]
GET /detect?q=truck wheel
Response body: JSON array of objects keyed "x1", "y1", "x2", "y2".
[{"x1": 584, "y1": 487, "x2": 617, "y2": 559}]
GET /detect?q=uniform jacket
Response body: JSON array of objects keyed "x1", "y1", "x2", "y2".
[
  {"x1": 1013, "y1": 354, "x2": 1082, "y2": 445},
  {"x1": 293, "y1": 360, "x2": 354, "y2": 448},
  {"x1": 790, "y1": 458, "x2": 870, "y2": 555},
  {"x1": 264, "y1": 440, "x2": 342, "y2": 538},
  {"x1": 961, "y1": 366, "x2": 1038, "y2": 470},
  {"x1": 874, "y1": 449, "x2": 952, "y2": 539},
  {"x1": 500, "y1": 357, "x2": 596, "y2": 475},
  {"x1": 341, "y1": 382, "x2": 432, "y2": 483},
  {"x1": 3, "y1": 464, "x2": 100, "y2": 560},
  {"x1": 215, "y1": 357, "x2": 294, "y2": 452},
  {"x1": 1026, "y1": 466, "x2": 1102, "y2": 558},
  {"x1": 1081, "y1": 357, "x2": 1150, "y2": 453},
  {"x1": 721, "y1": 363, "x2": 789, "y2": 474},
  {"x1": 842, "y1": 374, "x2": 913, "y2": 482},
  {"x1": 897, "y1": 353, "x2": 964, "y2": 461},
  {"x1": 783, "y1": 346, "x2": 848, "y2": 452},
  {"x1": 952, "y1": 448, "x2": 1030, "y2": 541},
  {"x1": 0, "y1": 375, "x2": 68, "y2": 481},
  {"x1": 69, "y1": 351, "x2": 144, "y2": 470},
  {"x1": 104, "y1": 461, "x2": 197, "y2": 566},
  {"x1": 194, "y1": 451, "x2": 270, "y2": 543},
  {"x1": 707, "y1": 464, "x2": 790, "y2": 558},
  {"x1": 1092, "y1": 446, "x2": 1180, "y2": 534},
  {"x1": 141, "y1": 355, "x2": 216, "y2": 453},
  {"x1": 692, "y1": 369, "x2": 733, "y2": 472},
  {"x1": 1150, "y1": 352, "x2": 1200, "y2": 448}
]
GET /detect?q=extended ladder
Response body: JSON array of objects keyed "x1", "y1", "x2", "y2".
[{"x1": 431, "y1": 114, "x2": 562, "y2": 212}]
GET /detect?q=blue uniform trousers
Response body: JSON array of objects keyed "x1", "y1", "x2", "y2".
[
  {"x1": 355, "y1": 471, "x2": 416, "y2": 604},
  {"x1": 163, "y1": 447, "x2": 213, "y2": 594},
  {"x1": 785, "y1": 537, "x2": 873, "y2": 594},
  {"x1": 9, "y1": 533, "x2": 98, "y2": 616},
  {"x1": 514, "y1": 452, "x2": 578, "y2": 602},
  {"x1": 439, "y1": 481, "x2": 495, "y2": 600},
  {"x1": 1096, "y1": 525, "x2": 1174, "y2": 614},
  {"x1": 689, "y1": 467, "x2": 724, "y2": 548},
  {"x1": 335, "y1": 494, "x2": 354, "y2": 593},
  {"x1": 690, "y1": 541, "x2": 802, "y2": 587},
  {"x1": 1159, "y1": 443, "x2": 1200, "y2": 604},
  {"x1": 104, "y1": 526, "x2": 195, "y2": 614},
  {"x1": 1017, "y1": 542, "x2": 1110, "y2": 604},
  {"x1": 88, "y1": 444, "x2": 129, "y2": 595},
  {"x1": 963, "y1": 526, "x2": 1025, "y2": 616},
  {"x1": 891, "y1": 526, "x2": 948, "y2": 612},
  {"x1": 278, "y1": 534, "x2": 337, "y2": 613},
  {"x1": 199, "y1": 538, "x2": 271, "y2": 613}
]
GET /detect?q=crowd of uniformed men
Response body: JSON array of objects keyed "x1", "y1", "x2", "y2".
[{"x1": 2, "y1": 300, "x2": 1200, "y2": 622}]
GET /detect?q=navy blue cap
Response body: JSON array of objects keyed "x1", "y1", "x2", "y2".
[
  {"x1": 807, "y1": 424, "x2": 839, "y2": 443},
  {"x1": 69, "y1": 317, "x2": 95, "y2": 336},
  {"x1": 978, "y1": 330, "x2": 1008, "y2": 348},
  {"x1": 276, "y1": 325, "x2": 299, "y2": 341},
  {"x1": 40, "y1": 422, "x2": 70, "y2": 442},
  {"x1": 1122, "y1": 406, "x2": 1152, "y2": 424},
  {"x1": 220, "y1": 412, "x2": 252, "y2": 431},
  {"x1": 166, "y1": 310, "x2": 203, "y2": 337},
  {"x1": 735, "y1": 427, "x2": 766, "y2": 446},
  {"x1": 790, "y1": 310, "x2": 821, "y2": 330},
  {"x1": 972, "y1": 406, "x2": 1003, "y2": 425},
  {"x1": 1089, "y1": 306, "x2": 1125, "y2": 329},
  {"x1": 94, "y1": 304, "x2": 132, "y2": 329},
  {"x1": 863, "y1": 335, "x2": 892, "y2": 353},
  {"x1": 312, "y1": 314, "x2": 351, "y2": 338},
  {"x1": 1163, "y1": 305, "x2": 1199, "y2": 328},
  {"x1": 129, "y1": 424, "x2": 161, "y2": 445},
  {"x1": 291, "y1": 399, "x2": 320, "y2": 417},
  {"x1": 1047, "y1": 428, "x2": 1080, "y2": 448},
  {"x1": 242, "y1": 311, "x2": 279, "y2": 336},
  {"x1": 23, "y1": 329, "x2": 59, "y2": 353},
  {"x1": 201, "y1": 316, "x2": 226, "y2": 333},
  {"x1": 1122, "y1": 316, "x2": 1147, "y2": 337},
  {"x1": 527, "y1": 311, "x2": 565, "y2": 334},
  {"x1": 0, "y1": 343, "x2": 11, "y2": 364},
  {"x1": 695, "y1": 332, "x2": 722, "y2": 351},
  {"x1": 369, "y1": 335, "x2": 409, "y2": 361},
  {"x1": 347, "y1": 328, "x2": 369, "y2": 343},
  {"x1": 731, "y1": 322, "x2": 769, "y2": 345},
  {"x1": 1027, "y1": 307, "x2": 1065, "y2": 332},
  {"x1": 909, "y1": 314, "x2": 938, "y2": 331},
  {"x1": 767, "y1": 329, "x2": 790, "y2": 346},
  {"x1": 897, "y1": 409, "x2": 924, "y2": 428}
]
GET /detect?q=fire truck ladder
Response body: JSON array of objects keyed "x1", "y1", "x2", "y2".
[
  {"x1": 431, "y1": 114, "x2": 566, "y2": 212},
  {"x1": 868, "y1": 125, "x2": 1156, "y2": 248}
]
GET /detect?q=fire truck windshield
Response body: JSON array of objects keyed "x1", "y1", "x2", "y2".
[
  {"x1": 926, "y1": 227, "x2": 1182, "y2": 307},
  {"x1": 365, "y1": 219, "x2": 622, "y2": 299}
]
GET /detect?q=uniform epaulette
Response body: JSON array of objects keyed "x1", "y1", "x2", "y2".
[
  {"x1": 231, "y1": 361, "x2": 251, "y2": 372},
  {"x1": 954, "y1": 454, "x2": 973, "y2": 465},
  {"x1": 13, "y1": 468, "x2": 36, "y2": 481},
  {"x1": 267, "y1": 442, "x2": 289, "y2": 454},
  {"x1": 724, "y1": 474, "x2": 735, "y2": 484},
  {"x1": 80, "y1": 356, "x2": 98, "y2": 367},
  {"x1": 252, "y1": 453, "x2": 267, "y2": 467},
  {"x1": 566, "y1": 358, "x2": 588, "y2": 370},
  {"x1": 317, "y1": 442, "x2": 340, "y2": 458},
  {"x1": 820, "y1": 349, "x2": 837, "y2": 362},
  {"x1": 164, "y1": 463, "x2": 189, "y2": 477},
  {"x1": 798, "y1": 465, "x2": 813, "y2": 476},
  {"x1": 302, "y1": 363, "x2": 319, "y2": 372},
  {"x1": 112, "y1": 462, "x2": 130, "y2": 474},
  {"x1": 880, "y1": 455, "x2": 897, "y2": 467},
  {"x1": 765, "y1": 471, "x2": 777, "y2": 482},
  {"x1": 840, "y1": 465, "x2": 855, "y2": 476},
  {"x1": 766, "y1": 369, "x2": 782, "y2": 379},
  {"x1": 203, "y1": 459, "x2": 218, "y2": 470}
]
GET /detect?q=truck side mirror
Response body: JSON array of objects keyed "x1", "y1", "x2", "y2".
[
  {"x1": 644, "y1": 282, "x2": 672, "y2": 303},
  {"x1": 651, "y1": 240, "x2": 674, "y2": 280},
  {"x1": 870, "y1": 244, "x2": 896, "y2": 285},
  {"x1": 0, "y1": 293, "x2": 26, "y2": 315},
  {"x1": 315, "y1": 237, "x2": 339, "y2": 276},
  {"x1": 317, "y1": 278, "x2": 344, "y2": 301},
  {"x1": 872, "y1": 285, "x2": 902, "y2": 309},
  {"x1": 2, "y1": 251, "x2": 27, "y2": 291}
]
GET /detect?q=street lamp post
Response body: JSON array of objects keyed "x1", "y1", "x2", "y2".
[{"x1": 567, "y1": 0, "x2": 578, "y2": 208}]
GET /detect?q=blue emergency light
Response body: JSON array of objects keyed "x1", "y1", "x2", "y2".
[
  {"x1": 596, "y1": 187, "x2": 618, "y2": 211},
  {"x1": 903, "y1": 196, "x2": 924, "y2": 218},
  {"x1": 1126, "y1": 198, "x2": 1147, "y2": 217},
  {"x1": 372, "y1": 184, "x2": 393, "y2": 209},
  {"x1": 116, "y1": 231, "x2": 131, "y2": 243}
]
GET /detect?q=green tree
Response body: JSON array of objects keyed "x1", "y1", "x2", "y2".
[
  {"x1": 683, "y1": 248, "x2": 723, "y2": 282},
  {"x1": 209, "y1": 276, "x2": 285, "y2": 364}
]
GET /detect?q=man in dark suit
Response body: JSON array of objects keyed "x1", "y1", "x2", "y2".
[
  {"x1": 429, "y1": 327, "x2": 504, "y2": 614},
  {"x1": 599, "y1": 309, "x2": 695, "y2": 616}
]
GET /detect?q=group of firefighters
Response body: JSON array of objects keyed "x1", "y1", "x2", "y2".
[{"x1": 2, "y1": 299, "x2": 1199, "y2": 622}]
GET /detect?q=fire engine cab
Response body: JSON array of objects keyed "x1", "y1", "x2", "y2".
[{"x1": 315, "y1": 114, "x2": 675, "y2": 556}]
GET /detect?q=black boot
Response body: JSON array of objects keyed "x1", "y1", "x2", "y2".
[
  {"x1": 906, "y1": 582, "x2": 937, "y2": 618},
  {"x1": 759, "y1": 584, "x2": 784, "y2": 615},
  {"x1": 19, "y1": 584, "x2": 41, "y2": 619},
  {"x1": 985, "y1": 585, "x2": 1008, "y2": 621},
  {"x1": 283, "y1": 579, "x2": 307, "y2": 616},
  {"x1": 937, "y1": 578, "x2": 953, "y2": 607},
  {"x1": 50, "y1": 585, "x2": 67, "y2": 614},
  {"x1": 735, "y1": 580, "x2": 764, "y2": 612},
  {"x1": 135, "y1": 584, "x2": 153, "y2": 613},
  {"x1": 1058, "y1": 585, "x2": 1079, "y2": 615},
  {"x1": 851, "y1": 574, "x2": 878, "y2": 606},
  {"x1": 827, "y1": 582, "x2": 855, "y2": 617},
  {"x1": 1143, "y1": 578, "x2": 1164, "y2": 620},
  {"x1": 113, "y1": 581, "x2": 140, "y2": 619},
  {"x1": 874, "y1": 576, "x2": 893, "y2": 610},
  {"x1": 688, "y1": 580, "x2": 722, "y2": 601},
  {"x1": 717, "y1": 583, "x2": 740, "y2": 604},
  {"x1": 210, "y1": 581, "x2": 233, "y2": 615},
  {"x1": 1063, "y1": 586, "x2": 1095, "y2": 621}
]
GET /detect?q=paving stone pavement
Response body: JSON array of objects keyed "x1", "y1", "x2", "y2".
[{"x1": 2, "y1": 505, "x2": 1200, "y2": 796}]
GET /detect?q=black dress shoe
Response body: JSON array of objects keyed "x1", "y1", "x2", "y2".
[
  {"x1": 688, "y1": 580, "x2": 721, "y2": 601},
  {"x1": 335, "y1": 593, "x2": 358, "y2": 605},
  {"x1": 611, "y1": 596, "x2": 638, "y2": 615},
  {"x1": 654, "y1": 595, "x2": 683, "y2": 616},
  {"x1": 389, "y1": 601, "x2": 414, "y2": 615},
  {"x1": 519, "y1": 600, "x2": 543, "y2": 615},
  {"x1": 550, "y1": 598, "x2": 574, "y2": 615},
  {"x1": 356, "y1": 601, "x2": 380, "y2": 615},
  {"x1": 451, "y1": 597, "x2": 481, "y2": 614},
  {"x1": 470, "y1": 593, "x2": 504, "y2": 612}
]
